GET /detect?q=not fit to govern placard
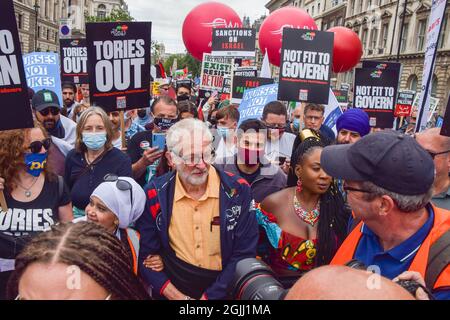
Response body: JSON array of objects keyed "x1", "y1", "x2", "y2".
[
  {"x1": 0, "y1": 0, "x2": 33, "y2": 131},
  {"x1": 278, "y1": 28, "x2": 333, "y2": 104},
  {"x1": 86, "y1": 22, "x2": 151, "y2": 113},
  {"x1": 353, "y1": 68, "x2": 399, "y2": 129},
  {"x1": 211, "y1": 28, "x2": 256, "y2": 58},
  {"x1": 60, "y1": 38, "x2": 88, "y2": 84}
]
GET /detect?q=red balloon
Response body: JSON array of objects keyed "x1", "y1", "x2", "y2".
[
  {"x1": 259, "y1": 7, "x2": 317, "y2": 67},
  {"x1": 327, "y1": 26, "x2": 363, "y2": 73},
  {"x1": 182, "y1": 2, "x2": 242, "y2": 61}
]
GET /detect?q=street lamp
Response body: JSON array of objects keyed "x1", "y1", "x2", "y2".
[{"x1": 34, "y1": 0, "x2": 40, "y2": 52}]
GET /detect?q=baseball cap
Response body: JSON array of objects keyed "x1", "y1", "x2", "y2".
[
  {"x1": 32, "y1": 89, "x2": 61, "y2": 112},
  {"x1": 321, "y1": 130, "x2": 435, "y2": 195}
]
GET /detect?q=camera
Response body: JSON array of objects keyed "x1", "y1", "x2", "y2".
[{"x1": 231, "y1": 258, "x2": 289, "y2": 300}]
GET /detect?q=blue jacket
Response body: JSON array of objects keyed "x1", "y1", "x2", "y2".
[{"x1": 136, "y1": 166, "x2": 258, "y2": 300}]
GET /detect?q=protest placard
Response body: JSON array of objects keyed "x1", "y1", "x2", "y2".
[
  {"x1": 231, "y1": 76, "x2": 274, "y2": 104},
  {"x1": 441, "y1": 95, "x2": 450, "y2": 137},
  {"x1": 0, "y1": 0, "x2": 34, "y2": 132},
  {"x1": 238, "y1": 83, "x2": 278, "y2": 125},
  {"x1": 278, "y1": 28, "x2": 333, "y2": 104},
  {"x1": 23, "y1": 52, "x2": 63, "y2": 107},
  {"x1": 211, "y1": 28, "x2": 256, "y2": 57},
  {"x1": 200, "y1": 53, "x2": 233, "y2": 93},
  {"x1": 394, "y1": 90, "x2": 415, "y2": 117},
  {"x1": 332, "y1": 89, "x2": 349, "y2": 104},
  {"x1": 362, "y1": 60, "x2": 402, "y2": 73},
  {"x1": 353, "y1": 67, "x2": 399, "y2": 128},
  {"x1": 60, "y1": 38, "x2": 88, "y2": 84},
  {"x1": 324, "y1": 89, "x2": 344, "y2": 134},
  {"x1": 86, "y1": 22, "x2": 152, "y2": 113}
]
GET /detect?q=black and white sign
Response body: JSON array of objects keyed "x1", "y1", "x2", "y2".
[
  {"x1": 233, "y1": 67, "x2": 257, "y2": 78},
  {"x1": 231, "y1": 76, "x2": 274, "y2": 103},
  {"x1": 211, "y1": 28, "x2": 256, "y2": 57},
  {"x1": 60, "y1": 38, "x2": 88, "y2": 84},
  {"x1": 353, "y1": 67, "x2": 399, "y2": 128},
  {"x1": 0, "y1": 0, "x2": 34, "y2": 131},
  {"x1": 362, "y1": 60, "x2": 402, "y2": 73},
  {"x1": 86, "y1": 22, "x2": 152, "y2": 113},
  {"x1": 278, "y1": 28, "x2": 333, "y2": 104}
]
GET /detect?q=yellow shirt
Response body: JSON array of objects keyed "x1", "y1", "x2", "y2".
[{"x1": 169, "y1": 166, "x2": 222, "y2": 271}]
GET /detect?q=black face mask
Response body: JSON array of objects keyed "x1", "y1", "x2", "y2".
[
  {"x1": 177, "y1": 94, "x2": 190, "y2": 102},
  {"x1": 154, "y1": 117, "x2": 178, "y2": 131},
  {"x1": 137, "y1": 109, "x2": 148, "y2": 119}
]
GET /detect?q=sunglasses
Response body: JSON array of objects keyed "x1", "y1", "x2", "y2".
[
  {"x1": 427, "y1": 149, "x2": 450, "y2": 160},
  {"x1": 103, "y1": 174, "x2": 133, "y2": 206},
  {"x1": 39, "y1": 108, "x2": 60, "y2": 116},
  {"x1": 28, "y1": 138, "x2": 51, "y2": 154}
]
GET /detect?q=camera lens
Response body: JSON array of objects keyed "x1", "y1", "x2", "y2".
[{"x1": 231, "y1": 258, "x2": 286, "y2": 300}]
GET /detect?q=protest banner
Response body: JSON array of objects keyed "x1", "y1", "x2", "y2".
[
  {"x1": 441, "y1": 94, "x2": 450, "y2": 137},
  {"x1": 362, "y1": 60, "x2": 402, "y2": 73},
  {"x1": 412, "y1": 93, "x2": 439, "y2": 123},
  {"x1": 231, "y1": 76, "x2": 274, "y2": 104},
  {"x1": 238, "y1": 83, "x2": 278, "y2": 125},
  {"x1": 23, "y1": 52, "x2": 63, "y2": 107},
  {"x1": 332, "y1": 89, "x2": 349, "y2": 104},
  {"x1": 324, "y1": 89, "x2": 344, "y2": 134},
  {"x1": 233, "y1": 66, "x2": 257, "y2": 78},
  {"x1": 60, "y1": 38, "x2": 88, "y2": 84},
  {"x1": 152, "y1": 79, "x2": 163, "y2": 97},
  {"x1": 211, "y1": 28, "x2": 256, "y2": 57},
  {"x1": 353, "y1": 67, "x2": 399, "y2": 128},
  {"x1": 200, "y1": 53, "x2": 233, "y2": 93},
  {"x1": 0, "y1": 0, "x2": 35, "y2": 210},
  {"x1": 394, "y1": 90, "x2": 415, "y2": 117},
  {"x1": 278, "y1": 28, "x2": 333, "y2": 104},
  {"x1": 416, "y1": 0, "x2": 448, "y2": 132},
  {"x1": 86, "y1": 22, "x2": 152, "y2": 113}
]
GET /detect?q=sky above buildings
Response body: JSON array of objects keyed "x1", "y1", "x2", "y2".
[{"x1": 127, "y1": 0, "x2": 268, "y2": 53}]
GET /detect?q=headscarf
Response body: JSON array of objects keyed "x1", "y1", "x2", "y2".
[{"x1": 336, "y1": 108, "x2": 370, "y2": 137}]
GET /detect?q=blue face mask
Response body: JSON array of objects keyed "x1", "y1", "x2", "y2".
[
  {"x1": 82, "y1": 132, "x2": 107, "y2": 150},
  {"x1": 217, "y1": 126, "x2": 230, "y2": 139},
  {"x1": 24, "y1": 152, "x2": 48, "y2": 177},
  {"x1": 293, "y1": 118, "x2": 301, "y2": 130}
]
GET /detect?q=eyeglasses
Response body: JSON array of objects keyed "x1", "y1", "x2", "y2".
[
  {"x1": 28, "y1": 138, "x2": 51, "y2": 154},
  {"x1": 427, "y1": 149, "x2": 450, "y2": 160},
  {"x1": 104, "y1": 174, "x2": 133, "y2": 206},
  {"x1": 39, "y1": 108, "x2": 60, "y2": 116},
  {"x1": 343, "y1": 185, "x2": 372, "y2": 194},
  {"x1": 172, "y1": 150, "x2": 216, "y2": 166}
]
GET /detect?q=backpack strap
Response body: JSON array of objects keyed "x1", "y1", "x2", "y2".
[{"x1": 426, "y1": 230, "x2": 450, "y2": 289}]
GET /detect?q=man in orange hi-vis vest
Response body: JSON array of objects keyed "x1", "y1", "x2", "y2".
[{"x1": 320, "y1": 130, "x2": 450, "y2": 300}]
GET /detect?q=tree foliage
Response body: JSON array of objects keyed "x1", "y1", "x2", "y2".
[
  {"x1": 163, "y1": 53, "x2": 201, "y2": 77},
  {"x1": 85, "y1": 8, "x2": 134, "y2": 23}
]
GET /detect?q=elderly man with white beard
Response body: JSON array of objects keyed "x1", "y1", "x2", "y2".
[{"x1": 136, "y1": 118, "x2": 258, "y2": 300}]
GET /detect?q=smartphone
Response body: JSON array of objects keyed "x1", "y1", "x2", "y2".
[
  {"x1": 152, "y1": 133, "x2": 166, "y2": 151},
  {"x1": 277, "y1": 156, "x2": 287, "y2": 165}
]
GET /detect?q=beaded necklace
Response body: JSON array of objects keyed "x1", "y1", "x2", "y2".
[{"x1": 293, "y1": 191, "x2": 320, "y2": 226}]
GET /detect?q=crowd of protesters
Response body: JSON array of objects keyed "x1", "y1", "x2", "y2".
[{"x1": 0, "y1": 77, "x2": 448, "y2": 301}]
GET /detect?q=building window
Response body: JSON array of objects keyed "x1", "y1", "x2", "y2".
[
  {"x1": 18, "y1": 13, "x2": 24, "y2": 29},
  {"x1": 312, "y1": 6, "x2": 315, "y2": 16},
  {"x1": 336, "y1": 17, "x2": 343, "y2": 26},
  {"x1": 350, "y1": 0, "x2": 355, "y2": 16},
  {"x1": 408, "y1": 75, "x2": 418, "y2": 91},
  {"x1": 97, "y1": 4, "x2": 107, "y2": 19},
  {"x1": 431, "y1": 75, "x2": 438, "y2": 97},
  {"x1": 400, "y1": 23, "x2": 409, "y2": 53},
  {"x1": 370, "y1": 28, "x2": 378, "y2": 49},
  {"x1": 417, "y1": 19, "x2": 427, "y2": 51},
  {"x1": 38, "y1": 26, "x2": 41, "y2": 39},
  {"x1": 318, "y1": 3, "x2": 321, "y2": 12},
  {"x1": 361, "y1": 28, "x2": 368, "y2": 49},
  {"x1": 367, "y1": 0, "x2": 372, "y2": 9},
  {"x1": 438, "y1": 14, "x2": 448, "y2": 49},
  {"x1": 359, "y1": 0, "x2": 364, "y2": 14},
  {"x1": 381, "y1": 23, "x2": 389, "y2": 48}
]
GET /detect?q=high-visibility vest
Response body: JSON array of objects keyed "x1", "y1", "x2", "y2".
[{"x1": 331, "y1": 204, "x2": 450, "y2": 290}]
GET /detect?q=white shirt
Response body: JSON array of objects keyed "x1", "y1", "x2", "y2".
[{"x1": 265, "y1": 132, "x2": 296, "y2": 163}]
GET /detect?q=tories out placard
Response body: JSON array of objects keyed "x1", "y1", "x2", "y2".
[
  {"x1": 0, "y1": 0, "x2": 33, "y2": 131},
  {"x1": 353, "y1": 68, "x2": 399, "y2": 128},
  {"x1": 211, "y1": 28, "x2": 256, "y2": 57},
  {"x1": 60, "y1": 38, "x2": 88, "y2": 84},
  {"x1": 86, "y1": 22, "x2": 151, "y2": 112},
  {"x1": 278, "y1": 28, "x2": 333, "y2": 104},
  {"x1": 23, "y1": 52, "x2": 63, "y2": 106},
  {"x1": 199, "y1": 53, "x2": 233, "y2": 93}
]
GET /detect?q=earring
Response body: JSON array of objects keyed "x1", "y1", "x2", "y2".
[{"x1": 296, "y1": 178, "x2": 303, "y2": 193}]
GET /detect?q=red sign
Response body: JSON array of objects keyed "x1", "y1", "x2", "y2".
[{"x1": 394, "y1": 104, "x2": 413, "y2": 117}]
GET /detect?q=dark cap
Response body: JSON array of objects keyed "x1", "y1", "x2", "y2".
[
  {"x1": 321, "y1": 130, "x2": 434, "y2": 195},
  {"x1": 32, "y1": 89, "x2": 61, "y2": 112}
]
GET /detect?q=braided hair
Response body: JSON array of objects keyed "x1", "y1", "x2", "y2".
[
  {"x1": 287, "y1": 130, "x2": 349, "y2": 267},
  {"x1": 7, "y1": 222, "x2": 150, "y2": 300}
]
